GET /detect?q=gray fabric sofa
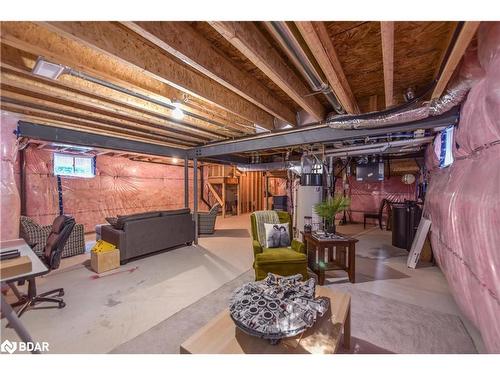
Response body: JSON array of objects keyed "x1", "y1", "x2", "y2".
[
  {"x1": 198, "y1": 203, "x2": 221, "y2": 234},
  {"x1": 101, "y1": 209, "x2": 195, "y2": 264}
]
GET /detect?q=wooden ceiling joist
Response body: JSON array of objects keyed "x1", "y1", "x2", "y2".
[
  {"x1": 123, "y1": 21, "x2": 297, "y2": 126},
  {"x1": 0, "y1": 71, "x2": 222, "y2": 143},
  {"x1": 0, "y1": 20, "x2": 468, "y2": 153},
  {"x1": 295, "y1": 21, "x2": 360, "y2": 114},
  {"x1": 432, "y1": 21, "x2": 480, "y2": 99},
  {"x1": 1, "y1": 59, "x2": 239, "y2": 140},
  {"x1": 0, "y1": 92, "x2": 198, "y2": 146},
  {"x1": 380, "y1": 21, "x2": 394, "y2": 108},
  {"x1": 41, "y1": 21, "x2": 275, "y2": 130},
  {"x1": 0, "y1": 23, "x2": 256, "y2": 136},
  {"x1": 209, "y1": 21, "x2": 325, "y2": 122}
]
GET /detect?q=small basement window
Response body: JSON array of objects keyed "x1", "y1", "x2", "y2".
[
  {"x1": 434, "y1": 126, "x2": 455, "y2": 168},
  {"x1": 54, "y1": 153, "x2": 95, "y2": 178}
]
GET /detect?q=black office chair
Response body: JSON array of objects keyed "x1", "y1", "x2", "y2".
[{"x1": 11, "y1": 215, "x2": 75, "y2": 317}]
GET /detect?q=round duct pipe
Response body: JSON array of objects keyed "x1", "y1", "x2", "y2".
[
  {"x1": 301, "y1": 173, "x2": 323, "y2": 186},
  {"x1": 266, "y1": 22, "x2": 345, "y2": 114}
]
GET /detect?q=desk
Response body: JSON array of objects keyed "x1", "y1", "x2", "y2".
[
  {"x1": 303, "y1": 233, "x2": 358, "y2": 284},
  {"x1": 1, "y1": 238, "x2": 49, "y2": 353}
]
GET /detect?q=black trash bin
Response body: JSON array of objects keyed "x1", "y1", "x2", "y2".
[{"x1": 391, "y1": 201, "x2": 422, "y2": 250}]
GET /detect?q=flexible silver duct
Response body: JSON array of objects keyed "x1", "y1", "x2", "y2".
[
  {"x1": 266, "y1": 22, "x2": 345, "y2": 114},
  {"x1": 326, "y1": 80, "x2": 471, "y2": 130},
  {"x1": 236, "y1": 161, "x2": 300, "y2": 172}
]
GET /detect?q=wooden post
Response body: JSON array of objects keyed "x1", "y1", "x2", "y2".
[
  {"x1": 265, "y1": 173, "x2": 269, "y2": 210},
  {"x1": 222, "y1": 181, "x2": 226, "y2": 218},
  {"x1": 250, "y1": 173, "x2": 254, "y2": 213},
  {"x1": 260, "y1": 173, "x2": 264, "y2": 210},
  {"x1": 237, "y1": 180, "x2": 241, "y2": 216}
]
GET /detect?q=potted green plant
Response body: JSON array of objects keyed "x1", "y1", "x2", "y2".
[{"x1": 314, "y1": 195, "x2": 351, "y2": 234}]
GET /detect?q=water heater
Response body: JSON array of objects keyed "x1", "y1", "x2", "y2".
[{"x1": 295, "y1": 185, "x2": 323, "y2": 236}]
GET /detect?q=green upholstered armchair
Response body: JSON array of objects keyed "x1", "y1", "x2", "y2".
[{"x1": 250, "y1": 211, "x2": 308, "y2": 281}]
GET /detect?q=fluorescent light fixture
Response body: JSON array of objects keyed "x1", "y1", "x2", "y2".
[
  {"x1": 32, "y1": 57, "x2": 66, "y2": 80},
  {"x1": 171, "y1": 101, "x2": 184, "y2": 120},
  {"x1": 281, "y1": 124, "x2": 293, "y2": 129},
  {"x1": 254, "y1": 124, "x2": 270, "y2": 133}
]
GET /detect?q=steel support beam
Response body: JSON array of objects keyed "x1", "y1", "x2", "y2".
[
  {"x1": 193, "y1": 158, "x2": 199, "y2": 245},
  {"x1": 200, "y1": 155, "x2": 249, "y2": 165},
  {"x1": 190, "y1": 107, "x2": 459, "y2": 158},
  {"x1": 184, "y1": 155, "x2": 189, "y2": 208},
  {"x1": 16, "y1": 121, "x2": 187, "y2": 158}
]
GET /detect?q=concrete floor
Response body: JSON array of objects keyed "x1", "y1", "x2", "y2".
[
  {"x1": 1, "y1": 214, "x2": 253, "y2": 353},
  {"x1": 322, "y1": 227, "x2": 485, "y2": 352},
  {"x1": 1, "y1": 214, "x2": 485, "y2": 353}
]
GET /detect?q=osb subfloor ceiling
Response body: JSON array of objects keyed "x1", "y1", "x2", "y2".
[{"x1": 0, "y1": 21, "x2": 466, "y2": 149}]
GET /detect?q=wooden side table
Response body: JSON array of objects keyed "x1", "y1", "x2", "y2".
[{"x1": 302, "y1": 232, "x2": 358, "y2": 284}]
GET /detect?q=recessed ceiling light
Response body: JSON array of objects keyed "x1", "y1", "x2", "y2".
[
  {"x1": 32, "y1": 57, "x2": 66, "y2": 80},
  {"x1": 171, "y1": 100, "x2": 184, "y2": 120}
]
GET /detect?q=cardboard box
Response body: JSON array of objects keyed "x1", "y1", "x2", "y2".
[
  {"x1": 91, "y1": 248, "x2": 120, "y2": 274},
  {"x1": 0, "y1": 255, "x2": 32, "y2": 279}
]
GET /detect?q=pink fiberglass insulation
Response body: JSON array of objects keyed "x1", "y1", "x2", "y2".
[
  {"x1": 0, "y1": 113, "x2": 21, "y2": 240},
  {"x1": 336, "y1": 176, "x2": 416, "y2": 223},
  {"x1": 24, "y1": 147, "x2": 206, "y2": 232},
  {"x1": 424, "y1": 22, "x2": 500, "y2": 352}
]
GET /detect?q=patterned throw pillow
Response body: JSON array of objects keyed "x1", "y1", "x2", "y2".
[
  {"x1": 105, "y1": 217, "x2": 118, "y2": 228},
  {"x1": 263, "y1": 223, "x2": 291, "y2": 248}
]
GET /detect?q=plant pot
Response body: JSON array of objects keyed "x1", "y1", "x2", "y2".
[{"x1": 325, "y1": 223, "x2": 336, "y2": 234}]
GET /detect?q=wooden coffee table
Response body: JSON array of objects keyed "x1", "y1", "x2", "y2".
[{"x1": 180, "y1": 286, "x2": 350, "y2": 354}]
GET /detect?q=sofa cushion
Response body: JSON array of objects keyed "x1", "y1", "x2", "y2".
[
  {"x1": 116, "y1": 211, "x2": 161, "y2": 229},
  {"x1": 255, "y1": 248, "x2": 307, "y2": 265},
  {"x1": 105, "y1": 217, "x2": 118, "y2": 228},
  {"x1": 159, "y1": 208, "x2": 191, "y2": 217}
]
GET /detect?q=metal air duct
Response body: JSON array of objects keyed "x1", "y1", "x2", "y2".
[
  {"x1": 319, "y1": 136, "x2": 434, "y2": 157},
  {"x1": 265, "y1": 22, "x2": 345, "y2": 114}
]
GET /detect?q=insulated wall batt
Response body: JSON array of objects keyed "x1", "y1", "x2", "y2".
[
  {"x1": 24, "y1": 147, "x2": 205, "y2": 232},
  {"x1": 0, "y1": 113, "x2": 21, "y2": 240},
  {"x1": 424, "y1": 22, "x2": 500, "y2": 352},
  {"x1": 338, "y1": 176, "x2": 415, "y2": 223}
]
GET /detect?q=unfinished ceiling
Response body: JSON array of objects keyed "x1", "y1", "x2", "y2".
[{"x1": 0, "y1": 21, "x2": 472, "y2": 152}]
